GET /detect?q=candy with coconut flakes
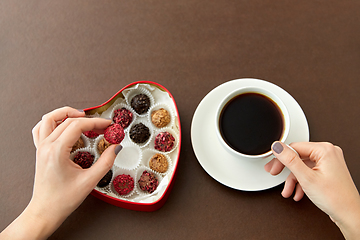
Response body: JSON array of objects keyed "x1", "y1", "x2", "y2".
[
  {"x1": 71, "y1": 137, "x2": 84, "y2": 153},
  {"x1": 149, "y1": 153, "x2": 168, "y2": 173},
  {"x1": 97, "y1": 138, "x2": 112, "y2": 155},
  {"x1": 151, "y1": 108, "x2": 171, "y2": 128}
]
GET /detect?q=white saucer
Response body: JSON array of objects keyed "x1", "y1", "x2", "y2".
[{"x1": 191, "y1": 78, "x2": 309, "y2": 191}]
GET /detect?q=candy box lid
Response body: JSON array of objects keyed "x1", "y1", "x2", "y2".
[{"x1": 84, "y1": 81, "x2": 181, "y2": 211}]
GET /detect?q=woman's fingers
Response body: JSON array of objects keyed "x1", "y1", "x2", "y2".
[
  {"x1": 281, "y1": 172, "x2": 305, "y2": 201},
  {"x1": 289, "y1": 142, "x2": 335, "y2": 164},
  {"x1": 33, "y1": 107, "x2": 85, "y2": 147},
  {"x1": 84, "y1": 145, "x2": 122, "y2": 188},
  {"x1": 53, "y1": 118, "x2": 112, "y2": 150},
  {"x1": 32, "y1": 121, "x2": 42, "y2": 148},
  {"x1": 293, "y1": 183, "x2": 305, "y2": 201},
  {"x1": 272, "y1": 142, "x2": 312, "y2": 183},
  {"x1": 282, "y1": 173, "x2": 298, "y2": 198},
  {"x1": 264, "y1": 157, "x2": 286, "y2": 175}
]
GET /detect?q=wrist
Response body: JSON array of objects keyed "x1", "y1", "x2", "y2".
[
  {"x1": 1, "y1": 200, "x2": 67, "y2": 240},
  {"x1": 333, "y1": 197, "x2": 360, "y2": 240},
  {"x1": 25, "y1": 199, "x2": 68, "y2": 238}
]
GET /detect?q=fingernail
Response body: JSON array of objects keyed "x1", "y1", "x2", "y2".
[
  {"x1": 105, "y1": 117, "x2": 111, "y2": 121},
  {"x1": 273, "y1": 142, "x2": 283, "y2": 154},
  {"x1": 77, "y1": 109, "x2": 84, "y2": 113},
  {"x1": 115, "y1": 145, "x2": 123, "y2": 155}
]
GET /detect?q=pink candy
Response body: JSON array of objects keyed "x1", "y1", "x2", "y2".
[
  {"x1": 154, "y1": 132, "x2": 175, "y2": 152},
  {"x1": 104, "y1": 123, "x2": 125, "y2": 144},
  {"x1": 113, "y1": 174, "x2": 134, "y2": 195}
]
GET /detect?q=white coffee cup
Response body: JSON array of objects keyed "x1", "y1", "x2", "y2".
[{"x1": 215, "y1": 86, "x2": 290, "y2": 160}]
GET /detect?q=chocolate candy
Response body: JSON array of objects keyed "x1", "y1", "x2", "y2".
[
  {"x1": 131, "y1": 94, "x2": 150, "y2": 114},
  {"x1": 129, "y1": 123, "x2": 150, "y2": 144},
  {"x1": 97, "y1": 170, "x2": 113, "y2": 188}
]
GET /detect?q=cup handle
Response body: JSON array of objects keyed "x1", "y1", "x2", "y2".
[{"x1": 285, "y1": 144, "x2": 300, "y2": 158}]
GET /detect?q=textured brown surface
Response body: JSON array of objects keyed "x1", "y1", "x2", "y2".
[{"x1": 1, "y1": 1, "x2": 360, "y2": 239}]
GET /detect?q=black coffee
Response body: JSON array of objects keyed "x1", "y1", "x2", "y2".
[{"x1": 219, "y1": 93, "x2": 284, "y2": 155}]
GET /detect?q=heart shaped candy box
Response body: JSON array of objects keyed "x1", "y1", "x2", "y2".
[{"x1": 80, "y1": 81, "x2": 181, "y2": 211}]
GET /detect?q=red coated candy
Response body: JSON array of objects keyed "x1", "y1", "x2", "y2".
[
  {"x1": 154, "y1": 132, "x2": 175, "y2": 152},
  {"x1": 104, "y1": 123, "x2": 125, "y2": 144},
  {"x1": 113, "y1": 108, "x2": 133, "y2": 128},
  {"x1": 113, "y1": 174, "x2": 134, "y2": 195},
  {"x1": 83, "y1": 130, "x2": 99, "y2": 138},
  {"x1": 138, "y1": 171, "x2": 159, "y2": 193},
  {"x1": 73, "y1": 151, "x2": 94, "y2": 169}
]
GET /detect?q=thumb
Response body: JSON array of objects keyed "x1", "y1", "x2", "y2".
[
  {"x1": 87, "y1": 144, "x2": 122, "y2": 184},
  {"x1": 272, "y1": 141, "x2": 311, "y2": 181}
]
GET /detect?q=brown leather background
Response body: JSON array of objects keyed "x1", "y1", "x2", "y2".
[{"x1": 1, "y1": 1, "x2": 360, "y2": 239}]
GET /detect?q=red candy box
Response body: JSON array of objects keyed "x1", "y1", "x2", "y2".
[{"x1": 82, "y1": 81, "x2": 181, "y2": 211}]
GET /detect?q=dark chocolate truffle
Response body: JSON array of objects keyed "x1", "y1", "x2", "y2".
[
  {"x1": 154, "y1": 132, "x2": 175, "y2": 152},
  {"x1": 113, "y1": 174, "x2": 134, "y2": 195},
  {"x1": 113, "y1": 108, "x2": 133, "y2": 128},
  {"x1": 151, "y1": 108, "x2": 171, "y2": 128},
  {"x1": 97, "y1": 169, "x2": 113, "y2": 188},
  {"x1": 131, "y1": 94, "x2": 150, "y2": 114},
  {"x1": 97, "y1": 138, "x2": 112, "y2": 155},
  {"x1": 73, "y1": 151, "x2": 94, "y2": 169},
  {"x1": 71, "y1": 137, "x2": 84, "y2": 153},
  {"x1": 104, "y1": 124, "x2": 125, "y2": 144},
  {"x1": 129, "y1": 123, "x2": 150, "y2": 144},
  {"x1": 138, "y1": 171, "x2": 159, "y2": 194},
  {"x1": 149, "y1": 154, "x2": 168, "y2": 173}
]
